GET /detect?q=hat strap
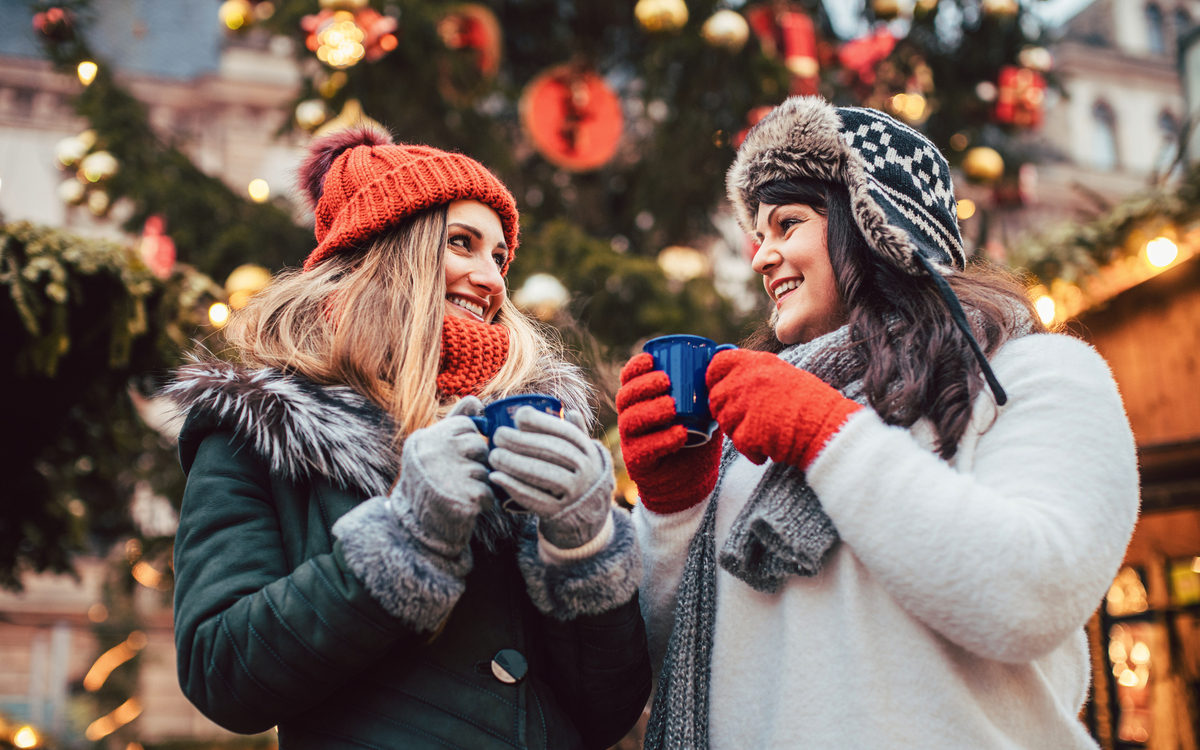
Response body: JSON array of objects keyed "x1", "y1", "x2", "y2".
[{"x1": 913, "y1": 254, "x2": 1008, "y2": 407}]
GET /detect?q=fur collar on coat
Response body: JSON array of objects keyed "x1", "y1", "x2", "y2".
[{"x1": 164, "y1": 355, "x2": 594, "y2": 498}]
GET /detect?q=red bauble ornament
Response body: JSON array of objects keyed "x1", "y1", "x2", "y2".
[
  {"x1": 520, "y1": 66, "x2": 623, "y2": 172},
  {"x1": 994, "y1": 65, "x2": 1045, "y2": 128},
  {"x1": 438, "y1": 4, "x2": 502, "y2": 78},
  {"x1": 837, "y1": 29, "x2": 896, "y2": 85}
]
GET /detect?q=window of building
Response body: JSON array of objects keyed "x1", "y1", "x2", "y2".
[
  {"x1": 1093, "y1": 102, "x2": 1119, "y2": 171},
  {"x1": 1177, "y1": 7, "x2": 1193, "y2": 35},
  {"x1": 1146, "y1": 4, "x2": 1166, "y2": 55}
]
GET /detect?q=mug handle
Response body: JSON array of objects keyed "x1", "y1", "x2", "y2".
[{"x1": 714, "y1": 344, "x2": 737, "y2": 355}]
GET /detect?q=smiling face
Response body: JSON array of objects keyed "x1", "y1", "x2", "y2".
[
  {"x1": 752, "y1": 201, "x2": 845, "y2": 345},
  {"x1": 443, "y1": 199, "x2": 508, "y2": 324}
]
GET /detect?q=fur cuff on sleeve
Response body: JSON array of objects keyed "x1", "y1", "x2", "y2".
[
  {"x1": 517, "y1": 508, "x2": 642, "y2": 621},
  {"x1": 332, "y1": 497, "x2": 471, "y2": 632}
]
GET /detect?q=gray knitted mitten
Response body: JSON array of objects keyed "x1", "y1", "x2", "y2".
[
  {"x1": 392, "y1": 396, "x2": 495, "y2": 560},
  {"x1": 489, "y1": 408, "x2": 614, "y2": 550}
]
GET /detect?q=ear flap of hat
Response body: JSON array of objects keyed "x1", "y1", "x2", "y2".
[{"x1": 298, "y1": 125, "x2": 394, "y2": 209}]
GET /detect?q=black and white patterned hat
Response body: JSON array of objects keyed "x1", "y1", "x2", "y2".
[
  {"x1": 727, "y1": 96, "x2": 1008, "y2": 404},
  {"x1": 728, "y1": 95, "x2": 966, "y2": 272}
]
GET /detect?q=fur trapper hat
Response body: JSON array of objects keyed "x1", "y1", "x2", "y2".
[
  {"x1": 298, "y1": 125, "x2": 519, "y2": 273},
  {"x1": 727, "y1": 96, "x2": 966, "y2": 274}
]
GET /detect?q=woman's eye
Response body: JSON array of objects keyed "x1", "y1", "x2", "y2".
[
  {"x1": 449, "y1": 234, "x2": 471, "y2": 249},
  {"x1": 493, "y1": 253, "x2": 505, "y2": 268}
]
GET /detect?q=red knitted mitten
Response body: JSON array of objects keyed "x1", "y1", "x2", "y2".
[
  {"x1": 616, "y1": 353, "x2": 723, "y2": 514},
  {"x1": 707, "y1": 349, "x2": 863, "y2": 470}
]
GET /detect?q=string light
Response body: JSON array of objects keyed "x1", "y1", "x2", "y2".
[
  {"x1": 13, "y1": 727, "x2": 38, "y2": 749},
  {"x1": 85, "y1": 698, "x2": 142, "y2": 741},
  {"x1": 316, "y1": 12, "x2": 366, "y2": 68},
  {"x1": 247, "y1": 179, "x2": 270, "y2": 203},
  {"x1": 890, "y1": 93, "x2": 926, "y2": 122},
  {"x1": 208, "y1": 302, "x2": 230, "y2": 327},
  {"x1": 132, "y1": 561, "x2": 166, "y2": 589},
  {"x1": 77, "y1": 61, "x2": 98, "y2": 86},
  {"x1": 82, "y1": 632, "x2": 147, "y2": 692},
  {"x1": 956, "y1": 199, "x2": 976, "y2": 220},
  {"x1": 1146, "y1": 236, "x2": 1178, "y2": 267},
  {"x1": 1035, "y1": 295, "x2": 1055, "y2": 325}
]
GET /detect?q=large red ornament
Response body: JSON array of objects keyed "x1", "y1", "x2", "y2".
[
  {"x1": 733, "y1": 105, "x2": 776, "y2": 150},
  {"x1": 746, "y1": 4, "x2": 819, "y2": 95},
  {"x1": 994, "y1": 65, "x2": 1045, "y2": 128},
  {"x1": 520, "y1": 65, "x2": 623, "y2": 172},
  {"x1": 837, "y1": 28, "x2": 896, "y2": 85},
  {"x1": 438, "y1": 4, "x2": 502, "y2": 78}
]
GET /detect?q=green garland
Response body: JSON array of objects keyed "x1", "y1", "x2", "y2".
[
  {"x1": 1009, "y1": 162, "x2": 1200, "y2": 289},
  {"x1": 0, "y1": 222, "x2": 219, "y2": 590}
]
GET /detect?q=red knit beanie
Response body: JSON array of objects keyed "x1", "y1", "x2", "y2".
[{"x1": 298, "y1": 125, "x2": 519, "y2": 272}]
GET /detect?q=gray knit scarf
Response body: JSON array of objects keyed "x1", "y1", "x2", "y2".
[{"x1": 643, "y1": 324, "x2": 865, "y2": 750}]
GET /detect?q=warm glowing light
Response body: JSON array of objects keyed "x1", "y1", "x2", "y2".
[
  {"x1": 379, "y1": 33, "x2": 398, "y2": 51},
  {"x1": 956, "y1": 199, "x2": 976, "y2": 220},
  {"x1": 316, "y1": 12, "x2": 366, "y2": 68},
  {"x1": 77, "y1": 61, "x2": 98, "y2": 86},
  {"x1": 82, "y1": 633, "x2": 146, "y2": 692},
  {"x1": 1035, "y1": 295, "x2": 1055, "y2": 325},
  {"x1": 13, "y1": 726, "x2": 38, "y2": 748},
  {"x1": 132, "y1": 561, "x2": 165, "y2": 589},
  {"x1": 657, "y1": 246, "x2": 710, "y2": 282},
  {"x1": 88, "y1": 603, "x2": 108, "y2": 623},
  {"x1": 248, "y1": 179, "x2": 270, "y2": 203},
  {"x1": 1109, "y1": 639, "x2": 1127, "y2": 663},
  {"x1": 1192, "y1": 556, "x2": 1200, "y2": 573},
  {"x1": 1130, "y1": 641, "x2": 1150, "y2": 665},
  {"x1": 81, "y1": 151, "x2": 118, "y2": 182},
  {"x1": 1146, "y1": 236, "x2": 1178, "y2": 267},
  {"x1": 1118, "y1": 668, "x2": 1139, "y2": 687},
  {"x1": 85, "y1": 698, "x2": 142, "y2": 741},
  {"x1": 209, "y1": 302, "x2": 230, "y2": 327},
  {"x1": 219, "y1": 0, "x2": 251, "y2": 30}
]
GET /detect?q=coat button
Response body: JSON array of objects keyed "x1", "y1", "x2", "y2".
[{"x1": 491, "y1": 649, "x2": 528, "y2": 684}]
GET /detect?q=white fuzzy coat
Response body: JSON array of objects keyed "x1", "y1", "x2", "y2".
[{"x1": 634, "y1": 333, "x2": 1140, "y2": 749}]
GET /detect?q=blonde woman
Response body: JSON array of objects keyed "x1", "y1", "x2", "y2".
[{"x1": 167, "y1": 127, "x2": 650, "y2": 750}]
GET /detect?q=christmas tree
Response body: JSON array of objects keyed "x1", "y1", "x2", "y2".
[{"x1": 12, "y1": 0, "x2": 1053, "y2": 586}]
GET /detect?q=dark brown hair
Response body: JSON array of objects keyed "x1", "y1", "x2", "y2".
[{"x1": 744, "y1": 178, "x2": 1047, "y2": 459}]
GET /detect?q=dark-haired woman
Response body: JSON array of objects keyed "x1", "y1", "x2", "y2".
[
  {"x1": 167, "y1": 126, "x2": 650, "y2": 749},
  {"x1": 617, "y1": 97, "x2": 1138, "y2": 749}
]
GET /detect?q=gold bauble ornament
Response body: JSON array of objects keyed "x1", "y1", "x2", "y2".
[
  {"x1": 635, "y1": 0, "x2": 688, "y2": 33},
  {"x1": 295, "y1": 99, "x2": 328, "y2": 130},
  {"x1": 981, "y1": 0, "x2": 1019, "y2": 17},
  {"x1": 872, "y1": 0, "x2": 902, "y2": 21},
  {"x1": 701, "y1": 10, "x2": 749, "y2": 52},
  {"x1": 962, "y1": 147, "x2": 1005, "y2": 183},
  {"x1": 225, "y1": 264, "x2": 273, "y2": 309},
  {"x1": 218, "y1": 0, "x2": 252, "y2": 30}
]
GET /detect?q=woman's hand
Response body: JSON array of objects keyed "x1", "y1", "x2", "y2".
[
  {"x1": 616, "y1": 353, "x2": 723, "y2": 514},
  {"x1": 391, "y1": 396, "x2": 494, "y2": 558},
  {"x1": 706, "y1": 349, "x2": 862, "y2": 469},
  {"x1": 488, "y1": 408, "x2": 613, "y2": 550}
]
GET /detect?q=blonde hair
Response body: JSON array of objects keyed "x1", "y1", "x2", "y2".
[{"x1": 224, "y1": 206, "x2": 568, "y2": 450}]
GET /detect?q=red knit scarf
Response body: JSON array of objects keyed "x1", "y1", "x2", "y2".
[{"x1": 437, "y1": 315, "x2": 510, "y2": 397}]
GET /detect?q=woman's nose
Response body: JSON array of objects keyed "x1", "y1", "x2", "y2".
[
  {"x1": 751, "y1": 240, "x2": 779, "y2": 275},
  {"x1": 471, "y1": 256, "x2": 505, "y2": 296}
]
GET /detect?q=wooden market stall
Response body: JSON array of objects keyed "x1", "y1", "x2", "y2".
[{"x1": 1070, "y1": 251, "x2": 1200, "y2": 749}]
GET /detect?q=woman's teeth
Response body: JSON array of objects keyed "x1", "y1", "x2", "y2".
[
  {"x1": 448, "y1": 295, "x2": 484, "y2": 317},
  {"x1": 775, "y1": 279, "x2": 801, "y2": 299}
]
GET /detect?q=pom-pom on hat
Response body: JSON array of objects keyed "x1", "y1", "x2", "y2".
[{"x1": 298, "y1": 125, "x2": 519, "y2": 273}]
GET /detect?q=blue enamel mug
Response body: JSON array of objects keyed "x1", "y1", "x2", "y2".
[
  {"x1": 642, "y1": 335, "x2": 737, "y2": 447},
  {"x1": 469, "y1": 394, "x2": 563, "y2": 512}
]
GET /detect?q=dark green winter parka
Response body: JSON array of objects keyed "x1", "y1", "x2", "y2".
[{"x1": 167, "y1": 361, "x2": 651, "y2": 750}]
